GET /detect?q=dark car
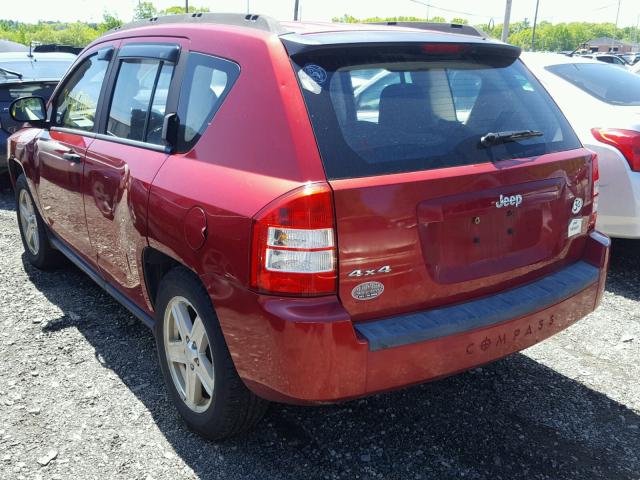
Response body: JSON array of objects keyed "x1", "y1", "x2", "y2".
[
  {"x1": 0, "y1": 50, "x2": 76, "y2": 173},
  {"x1": 7, "y1": 14, "x2": 609, "y2": 440}
]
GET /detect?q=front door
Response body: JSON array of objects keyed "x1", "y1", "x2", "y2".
[{"x1": 36, "y1": 44, "x2": 117, "y2": 261}]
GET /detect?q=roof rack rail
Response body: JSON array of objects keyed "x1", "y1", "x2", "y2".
[
  {"x1": 368, "y1": 22, "x2": 486, "y2": 38},
  {"x1": 111, "y1": 12, "x2": 285, "y2": 34}
]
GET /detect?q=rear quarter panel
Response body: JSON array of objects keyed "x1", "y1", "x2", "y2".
[{"x1": 147, "y1": 26, "x2": 325, "y2": 295}]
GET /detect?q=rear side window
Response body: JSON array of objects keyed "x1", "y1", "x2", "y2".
[
  {"x1": 291, "y1": 45, "x2": 581, "y2": 179},
  {"x1": 106, "y1": 58, "x2": 175, "y2": 145},
  {"x1": 53, "y1": 53, "x2": 110, "y2": 131},
  {"x1": 546, "y1": 62, "x2": 640, "y2": 106},
  {"x1": 176, "y1": 52, "x2": 240, "y2": 152}
]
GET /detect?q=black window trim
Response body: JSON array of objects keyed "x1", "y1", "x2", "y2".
[{"x1": 93, "y1": 41, "x2": 187, "y2": 153}]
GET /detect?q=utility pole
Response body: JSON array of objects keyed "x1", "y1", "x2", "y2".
[
  {"x1": 409, "y1": 0, "x2": 431, "y2": 21},
  {"x1": 294, "y1": 0, "x2": 300, "y2": 20},
  {"x1": 185, "y1": 0, "x2": 189, "y2": 13},
  {"x1": 612, "y1": 0, "x2": 621, "y2": 51},
  {"x1": 531, "y1": 0, "x2": 540, "y2": 51},
  {"x1": 501, "y1": 0, "x2": 512, "y2": 43}
]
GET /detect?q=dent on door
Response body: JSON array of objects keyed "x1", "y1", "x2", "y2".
[{"x1": 83, "y1": 140, "x2": 169, "y2": 310}]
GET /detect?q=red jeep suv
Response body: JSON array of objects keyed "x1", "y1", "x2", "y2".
[{"x1": 7, "y1": 14, "x2": 610, "y2": 440}]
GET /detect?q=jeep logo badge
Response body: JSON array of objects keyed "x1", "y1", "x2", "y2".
[{"x1": 495, "y1": 194, "x2": 523, "y2": 209}]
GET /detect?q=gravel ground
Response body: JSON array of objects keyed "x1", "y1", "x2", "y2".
[{"x1": 0, "y1": 181, "x2": 639, "y2": 480}]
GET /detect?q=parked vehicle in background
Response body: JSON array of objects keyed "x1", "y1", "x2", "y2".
[
  {"x1": 0, "y1": 48, "x2": 76, "y2": 174},
  {"x1": 621, "y1": 52, "x2": 640, "y2": 65},
  {"x1": 7, "y1": 14, "x2": 609, "y2": 440},
  {"x1": 579, "y1": 53, "x2": 629, "y2": 67},
  {"x1": 523, "y1": 52, "x2": 640, "y2": 238}
]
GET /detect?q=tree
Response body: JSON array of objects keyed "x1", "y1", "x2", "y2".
[
  {"x1": 101, "y1": 11, "x2": 122, "y2": 31},
  {"x1": 161, "y1": 5, "x2": 210, "y2": 15},
  {"x1": 133, "y1": 2, "x2": 158, "y2": 20}
]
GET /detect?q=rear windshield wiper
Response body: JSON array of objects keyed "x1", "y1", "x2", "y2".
[
  {"x1": 480, "y1": 130, "x2": 543, "y2": 147},
  {"x1": 0, "y1": 67, "x2": 23, "y2": 79}
]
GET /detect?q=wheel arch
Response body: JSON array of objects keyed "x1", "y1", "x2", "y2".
[
  {"x1": 141, "y1": 246, "x2": 184, "y2": 310},
  {"x1": 8, "y1": 157, "x2": 25, "y2": 188}
]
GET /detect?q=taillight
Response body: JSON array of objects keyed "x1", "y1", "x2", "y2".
[
  {"x1": 591, "y1": 128, "x2": 640, "y2": 172},
  {"x1": 250, "y1": 183, "x2": 336, "y2": 295},
  {"x1": 589, "y1": 153, "x2": 600, "y2": 230}
]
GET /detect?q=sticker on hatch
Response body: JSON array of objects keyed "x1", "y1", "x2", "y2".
[
  {"x1": 352, "y1": 281, "x2": 384, "y2": 301},
  {"x1": 568, "y1": 218, "x2": 583, "y2": 238}
]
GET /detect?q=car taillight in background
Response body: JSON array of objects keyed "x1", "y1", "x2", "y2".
[
  {"x1": 589, "y1": 153, "x2": 600, "y2": 230},
  {"x1": 591, "y1": 128, "x2": 640, "y2": 172},
  {"x1": 251, "y1": 183, "x2": 336, "y2": 295}
]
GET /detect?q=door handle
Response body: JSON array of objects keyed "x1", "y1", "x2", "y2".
[{"x1": 63, "y1": 152, "x2": 82, "y2": 163}]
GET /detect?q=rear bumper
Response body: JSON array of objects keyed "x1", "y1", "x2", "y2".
[
  {"x1": 589, "y1": 143, "x2": 640, "y2": 239},
  {"x1": 210, "y1": 231, "x2": 610, "y2": 404},
  {"x1": 597, "y1": 168, "x2": 640, "y2": 238}
]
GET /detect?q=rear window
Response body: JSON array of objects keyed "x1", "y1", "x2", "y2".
[
  {"x1": 0, "y1": 82, "x2": 56, "y2": 102},
  {"x1": 291, "y1": 45, "x2": 580, "y2": 179},
  {"x1": 546, "y1": 62, "x2": 640, "y2": 106}
]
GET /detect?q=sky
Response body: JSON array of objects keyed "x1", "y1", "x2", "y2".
[{"x1": 1, "y1": 0, "x2": 639, "y2": 27}]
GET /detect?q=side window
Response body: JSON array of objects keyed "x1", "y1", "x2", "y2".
[
  {"x1": 54, "y1": 53, "x2": 110, "y2": 131},
  {"x1": 177, "y1": 52, "x2": 240, "y2": 152},
  {"x1": 106, "y1": 58, "x2": 175, "y2": 145}
]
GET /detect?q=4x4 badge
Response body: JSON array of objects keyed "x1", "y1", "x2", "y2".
[{"x1": 348, "y1": 265, "x2": 391, "y2": 277}]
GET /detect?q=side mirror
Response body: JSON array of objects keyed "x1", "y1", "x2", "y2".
[
  {"x1": 10, "y1": 96, "x2": 47, "y2": 126},
  {"x1": 162, "y1": 112, "x2": 179, "y2": 151}
]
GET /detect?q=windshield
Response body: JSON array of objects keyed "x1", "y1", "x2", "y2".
[
  {"x1": 291, "y1": 45, "x2": 580, "y2": 179},
  {"x1": 546, "y1": 62, "x2": 640, "y2": 106},
  {"x1": 0, "y1": 59, "x2": 73, "y2": 80}
]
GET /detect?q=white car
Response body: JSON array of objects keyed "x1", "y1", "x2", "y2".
[
  {"x1": 632, "y1": 61, "x2": 640, "y2": 75},
  {"x1": 522, "y1": 53, "x2": 640, "y2": 238}
]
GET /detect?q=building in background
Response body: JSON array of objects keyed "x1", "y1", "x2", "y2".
[{"x1": 583, "y1": 37, "x2": 638, "y2": 53}]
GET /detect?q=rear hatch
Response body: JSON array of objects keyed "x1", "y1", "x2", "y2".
[{"x1": 286, "y1": 36, "x2": 595, "y2": 320}]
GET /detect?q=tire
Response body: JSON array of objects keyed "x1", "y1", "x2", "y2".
[
  {"x1": 15, "y1": 175, "x2": 64, "y2": 270},
  {"x1": 155, "y1": 267, "x2": 268, "y2": 440}
]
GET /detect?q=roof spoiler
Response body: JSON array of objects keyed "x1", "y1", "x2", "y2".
[{"x1": 368, "y1": 22, "x2": 487, "y2": 38}]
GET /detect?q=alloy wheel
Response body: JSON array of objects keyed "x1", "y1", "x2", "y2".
[
  {"x1": 163, "y1": 296, "x2": 215, "y2": 413},
  {"x1": 19, "y1": 189, "x2": 39, "y2": 256}
]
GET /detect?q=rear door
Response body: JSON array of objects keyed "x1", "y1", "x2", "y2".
[
  {"x1": 35, "y1": 44, "x2": 116, "y2": 262},
  {"x1": 83, "y1": 38, "x2": 186, "y2": 308},
  {"x1": 289, "y1": 42, "x2": 595, "y2": 320}
]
